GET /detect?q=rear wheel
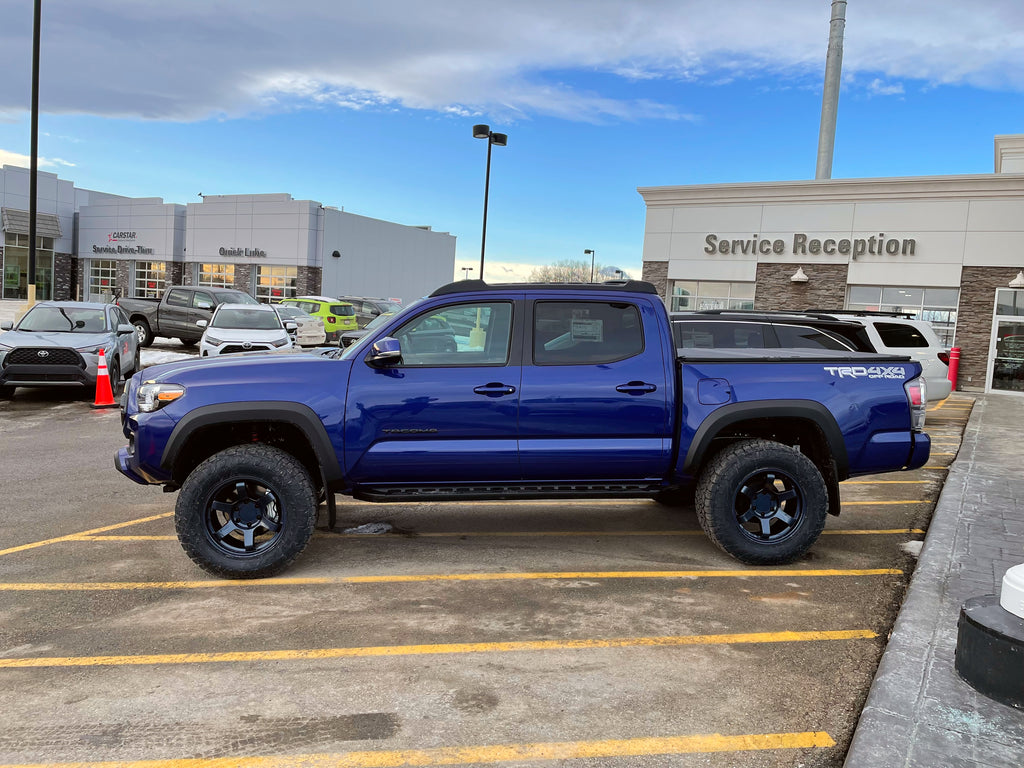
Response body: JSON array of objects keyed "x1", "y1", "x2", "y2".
[
  {"x1": 175, "y1": 445, "x2": 318, "y2": 578},
  {"x1": 178, "y1": 338, "x2": 198, "y2": 347},
  {"x1": 695, "y1": 439, "x2": 828, "y2": 565},
  {"x1": 107, "y1": 356, "x2": 122, "y2": 395}
]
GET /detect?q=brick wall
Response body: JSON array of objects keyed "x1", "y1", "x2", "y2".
[
  {"x1": 233, "y1": 264, "x2": 252, "y2": 295},
  {"x1": 297, "y1": 265, "x2": 322, "y2": 297},
  {"x1": 53, "y1": 254, "x2": 73, "y2": 300},
  {"x1": 169, "y1": 262, "x2": 185, "y2": 287},
  {"x1": 115, "y1": 260, "x2": 133, "y2": 300},
  {"x1": 754, "y1": 263, "x2": 849, "y2": 311},
  {"x1": 954, "y1": 267, "x2": 1022, "y2": 391},
  {"x1": 641, "y1": 260, "x2": 668, "y2": 303}
]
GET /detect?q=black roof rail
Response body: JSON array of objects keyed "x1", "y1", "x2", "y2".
[
  {"x1": 804, "y1": 308, "x2": 917, "y2": 319},
  {"x1": 688, "y1": 309, "x2": 845, "y2": 320},
  {"x1": 429, "y1": 279, "x2": 658, "y2": 297}
]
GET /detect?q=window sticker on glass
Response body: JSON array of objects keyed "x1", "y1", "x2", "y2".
[{"x1": 572, "y1": 319, "x2": 603, "y2": 343}]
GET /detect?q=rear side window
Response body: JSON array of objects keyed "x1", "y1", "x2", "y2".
[
  {"x1": 166, "y1": 289, "x2": 190, "y2": 308},
  {"x1": 673, "y1": 321, "x2": 767, "y2": 350},
  {"x1": 874, "y1": 322, "x2": 928, "y2": 348},
  {"x1": 774, "y1": 324, "x2": 855, "y2": 351},
  {"x1": 330, "y1": 304, "x2": 355, "y2": 317},
  {"x1": 534, "y1": 301, "x2": 643, "y2": 365}
]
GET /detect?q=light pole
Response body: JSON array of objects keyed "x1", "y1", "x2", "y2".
[
  {"x1": 472, "y1": 124, "x2": 507, "y2": 282},
  {"x1": 584, "y1": 249, "x2": 596, "y2": 282}
]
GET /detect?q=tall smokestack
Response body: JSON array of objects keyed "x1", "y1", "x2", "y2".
[{"x1": 815, "y1": 0, "x2": 847, "y2": 180}]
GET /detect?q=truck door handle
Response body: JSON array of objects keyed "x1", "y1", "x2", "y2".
[
  {"x1": 473, "y1": 382, "x2": 517, "y2": 397},
  {"x1": 616, "y1": 381, "x2": 657, "y2": 395}
]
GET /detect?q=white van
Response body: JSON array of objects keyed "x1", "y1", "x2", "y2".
[{"x1": 807, "y1": 310, "x2": 953, "y2": 401}]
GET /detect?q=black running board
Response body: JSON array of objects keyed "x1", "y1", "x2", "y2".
[{"x1": 353, "y1": 482, "x2": 664, "y2": 503}]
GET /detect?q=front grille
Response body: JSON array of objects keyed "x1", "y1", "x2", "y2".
[
  {"x1": 7, "y1": 348, "x2": 84, "y2": 367},
  {"x1": 220, "y1": 345, "x2": 272, "y2": 355}
]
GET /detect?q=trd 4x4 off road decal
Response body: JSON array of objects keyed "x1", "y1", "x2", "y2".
[{"x1": 823, "y1": 365, "x2": 907, "y2": 379}]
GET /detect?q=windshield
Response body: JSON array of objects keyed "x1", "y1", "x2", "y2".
[
  {"x1": 275, "y1": 306, "x2": 305, "y2": 320},
  {"x1": 218, "y1": 291, "x2": 259, "y2": 305},
  {"x1": 18, "y1": 306, "x2": 108, "y2": 333},
  {"x1": 212, "y1": 309, "x2": 283, "y2": 330},
  {"x1": 364, "y1": 312, "x2": 396, "y2": 330}
]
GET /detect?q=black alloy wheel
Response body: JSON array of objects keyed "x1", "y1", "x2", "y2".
[
  {"x1": 695, "y1": 439, "x2": 828, "y2": 565},
  {"x1": 204, "y1": 479, "x2": 283, "y2": 556}
]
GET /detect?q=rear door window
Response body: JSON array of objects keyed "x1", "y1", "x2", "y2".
[
  {"x1": 874, "y1": 322, "x2": 928, "y2": 348},
  {"x1": 534, "y1": 301, "x2": 643, "y2": 364},
  {"x1": 774, "y1": 324, "x2": 855, "y2": 351},
  {"x1": 673, "y1": 321, "x2": 767, "y2": 350}
]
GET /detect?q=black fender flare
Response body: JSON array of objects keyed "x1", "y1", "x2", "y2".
[
  {"x1": 682, "y1": 399, "x2": 849, "y2": 480},
  {"x1": 161, "y1": 401, "x2": 343, "y2": 487}
]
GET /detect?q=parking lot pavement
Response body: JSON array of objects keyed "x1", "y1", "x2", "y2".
[
  {"x1": 0, "y1": 392, "x2": 983, "y2": 767},
  {"x1": 845, "y1": 393, "x2": 1024, "y2": 768}
]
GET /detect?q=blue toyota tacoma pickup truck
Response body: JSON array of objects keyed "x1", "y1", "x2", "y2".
[{"x1": 116, "y1": 280, "x2": 930, "y2": 578}]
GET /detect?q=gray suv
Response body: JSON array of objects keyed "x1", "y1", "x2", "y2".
[
  {"x1": 338, "y1": 296, "x2": 404, "y2": 328},
  {"x1": 0, "y1": 301, "x2": 140, "y2": 398}
]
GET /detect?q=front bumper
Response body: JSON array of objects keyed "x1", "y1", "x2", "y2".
[{"x1": 0, "y1": 347, "x2": 97, "y2": 388}]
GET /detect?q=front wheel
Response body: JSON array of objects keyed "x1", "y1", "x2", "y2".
[
  {"x1": 695, "y1": 439, "x2": 828, "y2": 565},
  {"x1": 175, "y1": 444, "x2": 317, "y2": 578},
  {"x1": 134, "y1": 319, "x2": 154, "y2": 347}
]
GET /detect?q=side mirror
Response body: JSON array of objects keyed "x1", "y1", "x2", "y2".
[
  {"x1": 366, "y1": 336, "x2": 402, "y2": 367},
  {"x1": 284, "y1": 321, "x2": 298, "y2": 331},
  {"x1": 196, "y1": 319, "x2": 208, "y2": 328},
  {"x1": 0, "y1": 321, "x2": 12, "y2": 331},
  {"x1": 117, "y1": 323, "x2": 134, "y2": 334}
]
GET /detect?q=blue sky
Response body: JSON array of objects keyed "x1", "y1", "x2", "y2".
[{"x1": 2, "y1": 0, "x2": 1023, "y2": 283}]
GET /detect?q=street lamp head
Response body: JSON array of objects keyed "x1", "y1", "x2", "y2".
[
  {"x1": 491, "y1": 132, "x2": 508, "y2": 147},
  {"x1": 584, "y1": 249, "x2": 594, "y2": 255},
  {"x1": 473, "y1": 124, "x2": 491, "y2": 139}
]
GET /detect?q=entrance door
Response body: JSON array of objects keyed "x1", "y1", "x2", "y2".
[{"x1": 990, "y1": 319, "x2": 1024, "y2": 393}]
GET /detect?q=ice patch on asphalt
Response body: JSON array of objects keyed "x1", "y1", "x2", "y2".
[
  {"x1": 141, "y1": 349, "x2": 195, "y2": 367},
  {"x1": 901, "y1": 540, "x2": 924, "y2": 557},
  {"x1": 343, "y1": 522, "x2": 394, "y2": 535}
]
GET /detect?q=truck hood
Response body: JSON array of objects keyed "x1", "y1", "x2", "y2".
[
  {"x1": 138, "y1": 348, "x2": 347, "y2": 385},
  {"x1": 0, "y1": 329, "x2": 113, "y2": 349}
]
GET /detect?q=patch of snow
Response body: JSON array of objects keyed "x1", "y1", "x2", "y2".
[{"x1": 901, "y1": 540, "x2": 924, "y2": 558}]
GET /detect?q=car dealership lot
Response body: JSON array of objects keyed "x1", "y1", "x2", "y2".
[{"x1": 0, "y1": 393, "x2": 972, "y2": 767}]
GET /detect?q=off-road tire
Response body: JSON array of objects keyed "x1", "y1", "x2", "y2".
[
  {"x1": 175, "y1": 444, "x2": 318, "y2": 579},
  {"x1": 134, "y1": 319, "x2": 154, "y2": 347},
  {"x1": 694, "y1": 439, "x2": 828, "y2": 565}
]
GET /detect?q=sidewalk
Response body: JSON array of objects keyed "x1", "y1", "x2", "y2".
[{"x1": 845, "y1": 393, "x2": 1024, "y2": 767}]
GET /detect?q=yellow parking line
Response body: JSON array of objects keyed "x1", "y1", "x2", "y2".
[
  {"x1": 840, "y1": 500, "x2": 926, "y2": 505},
  {"x1": 822, "y1": 528, "x2": 924, "y2": 535},
  {"x1": 0, "y1": 568, "x2": 902, "y2": 592},
  {"x1": 74, "y1": 535, "x2": 176, "y2": 541},
  {"x1": 0, "y1": 629, "x2": 875, "y2": 669},
  {"x1": 840, "y1": 480, "x2": 927, "y2": 484},
  {"x1": 0, "y1": 730, "x2": 837, "y2": 767},
  {"x1": 0, "y1": 513, "x2": 174, "y2": 558}
]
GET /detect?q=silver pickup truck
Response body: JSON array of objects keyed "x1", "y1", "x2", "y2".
[
  {"x1": 0, "y1": 301, "x2": 139, "y2": 398},
  {"x1": 116, "y1": 286, "x2": 259, "y2": 346}
]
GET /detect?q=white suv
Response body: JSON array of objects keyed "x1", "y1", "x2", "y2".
[{"x1": 807, "y1": 310, "x2": 952, "y2": 401}]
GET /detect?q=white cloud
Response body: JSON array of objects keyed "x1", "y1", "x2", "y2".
[
  {"x1": 867, "y1": 78, "x2": 905, "y2": 97},
  {"x1": 1, "y1": 1, "x2": 1022, "y2": 122},
  {"x1": 0, "y1": 148, "x2": 75, "y2": 169}
]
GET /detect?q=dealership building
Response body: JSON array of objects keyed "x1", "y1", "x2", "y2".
[
  {"x1": 0, "y1": 166, "x2": 456, "y2": 307},
  {"x1": 640, "y1": 135, "x2": 1024, "y2": 395}
]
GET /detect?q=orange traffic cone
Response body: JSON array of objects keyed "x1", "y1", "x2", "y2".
[{"x1": 91, "y1": 347, "x2": 118, "y2": 409}]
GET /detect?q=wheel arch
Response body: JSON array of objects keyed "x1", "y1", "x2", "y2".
[
  {"x1": 682, "y1": 400, "x2": 847, "y2": 516},
  {"x1": 161, "y1": 402, "x2": 342, "y2": 491}
]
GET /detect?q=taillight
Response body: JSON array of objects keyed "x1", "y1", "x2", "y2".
[
  {"x1": 938, "y1": 351, "x2": 950, "y2": 366},
  {"x1": 905, "y1": 376, "x2": 927, "y2": 431},
  {"x1": 326, "y1": 316, "x2": 335, "y2": 324}
]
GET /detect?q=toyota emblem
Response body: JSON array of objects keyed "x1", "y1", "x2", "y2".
[
  {"x1": 37, "y1": 350, "x2": 49, "y2": 358},
  {"x1": 242, "y1": 342, "x2": 252, "y2": 350}
]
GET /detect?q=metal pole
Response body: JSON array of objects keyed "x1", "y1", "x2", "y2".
[
  {"x1": 479, "y1": 139, "x2": 492, "y2": 281},
  {"x1": 815, "y1": 0, "x2": 847, "y2": 180},
  {"x1": 27, "y1": 0, "x2": 41, "y2": 306}
]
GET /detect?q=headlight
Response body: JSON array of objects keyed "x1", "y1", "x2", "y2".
[
  {"x1": 138, "y1": 382, "x2": 185, "y2": 413},
  {"x1": 203, "y1": 335, "x2": 225, "y2": 346},
  {"x1": 75, "y1": 344, "x2": 102, "y2": 353},
  {"x1": 271, "y1": 336, "x2": 290, "y2": 347}
]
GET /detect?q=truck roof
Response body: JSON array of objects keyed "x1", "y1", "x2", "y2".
[{"x1": 430, "y1": 279, "x2": 658, "y2": 297}]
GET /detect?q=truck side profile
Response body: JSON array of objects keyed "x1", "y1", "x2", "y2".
[
  {"x1": 115, "y1": 280, "x2": 930, "y2": 578},
  {"x1": 116, "y1": 286, "x2": 259, "y2": 347}
]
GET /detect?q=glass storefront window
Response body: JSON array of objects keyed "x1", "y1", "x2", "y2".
[
  {"x1": 2, "y1": 232, "x2": 54, "y2": 300},
  {"x1": 255, "y1": 265, "x2": 297, "y2": 303},
  {"x1": 133, "y1": 261, "x2": 167, "y2": 298},
  {"x1": 88, "y1": 259, "x2": 117, "y2": 301},
  {"x1": 846, "y1": 284, "x2": 959, "y2": 346},
  {"x1": 198, "y1": 263, "x2": 235, "y2": 289},
  {"x1": 671, "y1": 280, "x2": 755, "y2": 312}
]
